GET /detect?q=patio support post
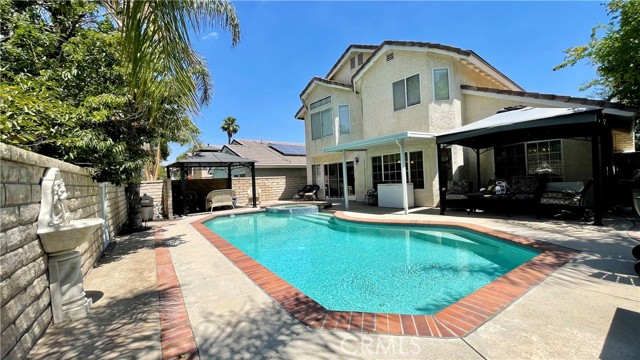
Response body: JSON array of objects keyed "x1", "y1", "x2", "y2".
[
  {"x1": 226, "y1": 165, "x2": 232, "y2": 189},
  {"x1": 342, "y1": 150, "x2": 349, "y2": 210},
  {"x1": 437, "y1": 143, "x2": 447, "y2": 215},
  {"x1": 592, "y1": 129, "x2": 603, "y2": 226},
  {"x1": 475, "y1": 148, "x2": 481, "y2": 192},
  {"x1": 180, "y1": 164, "x2": 187, "y2": 216},
  {"x1": 396, "y1": 139, "x2": 409, "y2": 215},
  {"x1": 251, "y1": 162, "x2": 257, "y2": 208}
]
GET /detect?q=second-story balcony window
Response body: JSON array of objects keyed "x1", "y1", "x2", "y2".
[{"x1": 393, "y1": 74, "x2": 421, "y2": 111}]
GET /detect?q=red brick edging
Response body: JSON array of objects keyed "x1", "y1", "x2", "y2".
[
  {"x1": 154, "y1": 228, "x2": 200, "y2": 360},
  {"x1": 192, "y1": 211, "x2": 577, "y2": 337}
]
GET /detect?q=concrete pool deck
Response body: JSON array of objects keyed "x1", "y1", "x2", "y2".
[{"x1": 28, "y1": 202, "x2": 639, "y2": 359}]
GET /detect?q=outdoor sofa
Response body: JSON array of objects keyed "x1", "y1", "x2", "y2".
[{"x1": 207, "y1": 189, "x2": 236, "y2": 211}]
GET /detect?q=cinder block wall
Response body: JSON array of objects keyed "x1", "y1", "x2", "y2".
[
  {"x1": 0, "y1": 143, "x2": 128, "y2": 359},
  {"x1": 233, "y1": 176, "x2": 307, "y2": 205}
]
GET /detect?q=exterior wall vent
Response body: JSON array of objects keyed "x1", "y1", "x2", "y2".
[
  {"x1": 358, "y1": 53, "x2": 364, "y2": 65},
  {"x1": 350, "y1": 56, "x2": 356, "y2": 69},
  {"x1": 386, "y1": 52, "x2": 394, "y2": 62}
]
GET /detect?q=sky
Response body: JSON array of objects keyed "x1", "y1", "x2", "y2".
[{"x1": 167, "y1": 0, "x2": 610, "y2": 163}]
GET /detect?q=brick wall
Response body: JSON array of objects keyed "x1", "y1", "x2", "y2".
[
  {"x1": 0, "y1": 143, "x2": 128, "y2": 359},
  {"x1": 232, "y1": 176, "x2": 307, "y2": 205}
]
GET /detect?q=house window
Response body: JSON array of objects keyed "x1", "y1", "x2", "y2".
[
  {"x1": 494, "y1": 140, "x2": 563, "y2": 180},
  {"x1": 393, "y1": 74, "x2": 421, "y2": 111},
  {"x1": 310, "y1": 96, "x2": 331, "y2": 110},
  {"x1": 527, "y1": 140, "x2": 563, "y2": 177},
  {"x1": 433, "y1": 68, "x2": 450, "y2": 101},
  {"x1": 338, "y1": 105, "x2": 350, "y2": 134},
  {"x1": 310, "y1": 108, "x2": 333, "y2": 139},
  {"x1": 371, "y1": 151, "x2": 424, "y2": 189}
]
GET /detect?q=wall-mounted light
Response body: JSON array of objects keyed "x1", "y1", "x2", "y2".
[{"x1": 355, "y1": 157, "x2": 359, "y2": 164}]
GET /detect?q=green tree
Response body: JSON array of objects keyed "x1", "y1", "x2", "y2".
[
  {"x1": 555, "y1": 0, "x2": 640, "y2": 108},
  {"x1": 221, "y1": 116, "x2": 239, "y2": 144}
]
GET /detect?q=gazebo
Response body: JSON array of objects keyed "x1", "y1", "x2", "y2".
[
  {"x1": 165, "y1": 151, "x2": 257, "y2": 215},
  {"x1": 436, "y1": 106, "x2": 636, "y2": 226}
]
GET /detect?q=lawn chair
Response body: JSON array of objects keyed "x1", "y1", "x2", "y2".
[
  {"x1": 303, "y1": 185, "x2": 320, "y2": 201},
  {"x1": 247, "y1": 187, "x2": 261, "y2": 205}
]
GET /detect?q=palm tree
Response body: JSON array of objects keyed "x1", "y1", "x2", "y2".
[
  {"x1": 221, "y1": 116, "x2": 239, "y2": 144},
  {"x1": 102, "y1": 0, "x2": 241, "y2": 120}
]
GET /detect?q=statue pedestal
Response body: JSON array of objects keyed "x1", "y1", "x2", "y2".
[{"x1": 48, "y1": 250, "x2": 92, "y2": 323}]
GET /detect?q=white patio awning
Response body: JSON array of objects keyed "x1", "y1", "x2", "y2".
[{"x1": 323, "y1": 131, "x2": 436, "y2": 153}]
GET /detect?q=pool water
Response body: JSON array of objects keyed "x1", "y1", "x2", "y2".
[{"x1": 205, "y1": 212, "x2": 538, "y2": 315}]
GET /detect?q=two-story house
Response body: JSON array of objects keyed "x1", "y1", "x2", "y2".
[{"x1": 295, "y1": 40, "x2": 636, "y2": 208}]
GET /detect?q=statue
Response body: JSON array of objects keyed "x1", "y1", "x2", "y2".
[{"x1": 50, "y1": 178, "x2": 71, "y2": 226}]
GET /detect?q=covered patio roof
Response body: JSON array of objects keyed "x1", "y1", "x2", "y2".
[
  {"x1": 436, "y1": 107, "x2": 604, "y2": 149},
  {"x1": 324, "y1": 131, "x2": 436, "y2": 152}
]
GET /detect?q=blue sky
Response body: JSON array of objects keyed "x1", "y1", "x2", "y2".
[{"x1": 168, "y1": 1, "x2": 609, "y2": 162}]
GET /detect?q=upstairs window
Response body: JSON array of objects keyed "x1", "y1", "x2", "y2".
[
  {"x1": 393, "y1": 74, "x2": 421, "y2": 111},
  {"x1": 311, "y1": 108, "x2": 333, "y2": 140},
  {"x1": 310, "y1": 96, "x2": 331, "y2": 110},
  {"x1": 433, "y1": 68, "x2": 450, "y2": 101},
  {"x1": 338, "y1": 105, "x2": 350, "y2": 134}
]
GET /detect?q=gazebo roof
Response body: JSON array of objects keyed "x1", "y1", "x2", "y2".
[{"x1": 165, "y1": 151, "x2": 255, "y2": 169}]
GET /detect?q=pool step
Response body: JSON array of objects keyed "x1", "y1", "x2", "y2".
[{"x1": 296, "y1": 213, "x2": 333, "y2": 226}]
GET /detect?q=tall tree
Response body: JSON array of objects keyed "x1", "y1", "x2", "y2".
[
  {"x1": 221, "y1": 116, "x2": 239, "y2": 144},
  {"x1": 555, "y1": 0, "x2": 640, "y2": 109}
]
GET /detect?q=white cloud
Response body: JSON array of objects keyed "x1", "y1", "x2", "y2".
[{"x1": 202, "y1": 32, "x2": 219, "y2": 40}]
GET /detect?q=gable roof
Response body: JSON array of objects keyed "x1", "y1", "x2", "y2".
[
  {"x1": 325, "y1": 44, "x2": 378, "y2": 80},
  {"x1": 222, "y1": 139, "x2": 306, "y2": 168},
  {"x1": 299, "y1": 77, "x2": 352, "y2": 100},
  {"x1": 351, "y1": 40, "x2": 522, "y2": 91}
]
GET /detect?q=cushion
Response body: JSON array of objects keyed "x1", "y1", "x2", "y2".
[
  {"x1": 446, "y1": 194, "x2": 469, "y2": 200},
  {"x1": 447, "y1": 180, "x2": 471, "y2": 195},
  {"x1": 511, "y1": 176, "x2": 539, "y2": 194}
]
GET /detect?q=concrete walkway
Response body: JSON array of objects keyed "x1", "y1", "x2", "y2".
[{"x1": 28, "y1": 204, "x2": 640, "y2": 359}]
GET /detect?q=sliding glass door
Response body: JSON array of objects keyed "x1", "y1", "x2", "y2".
[{"x1": 323, "y1": 162, "x2": 355, "y2": 198}]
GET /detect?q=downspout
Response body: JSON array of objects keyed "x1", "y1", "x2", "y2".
[{"x1": 396, "y1": 139, "x2": 409, "y2": 215}]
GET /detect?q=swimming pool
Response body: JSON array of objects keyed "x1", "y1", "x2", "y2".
[{"x1": 205, "y1": 212, "x2": 539, "y2": 315}]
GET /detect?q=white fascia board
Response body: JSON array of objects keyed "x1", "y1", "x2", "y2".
[
  {"x1": 461, "y1": 89, "x2": 635, "y2": 117},
  {"x1": 301, "y1": 80, "x2": 352, "y2": 102},
  {"x1": 323, "y1": 131, "x2": 436, "y2": 153}
]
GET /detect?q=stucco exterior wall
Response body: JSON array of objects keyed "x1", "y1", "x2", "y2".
[
  {"x1": 0, "y1": 143, "x2": 128, "y2": 360},
  {"x1": 331, "y1": 52, "x2": 373, "y2": 84}
]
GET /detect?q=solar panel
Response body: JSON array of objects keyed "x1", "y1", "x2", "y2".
[{"x1": 269, "y1": 144, "x2": 306, "y2": 156}]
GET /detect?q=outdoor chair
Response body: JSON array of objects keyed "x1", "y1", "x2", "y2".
[
  {"x1": 537, "y1": 180, "x2": 594, "y2": 219},
  {"x1": 295, "y1": 185, "x2": 314, "y2": 201},
  {"x1": 247, "y1": 187, "x2": 262, "y2": 205},
  {"x1": 444, "y1": 180, "x2": 472, "y2": 210},
  {"x1": 303, "y1": 185, "x2": 320, "y2": 201},
  {"x1": 364, "y1": 189, "x2": 378, "y2": 205},
  {"x1": 206, "y1": 189, "x2": 236, "y2": 212}
]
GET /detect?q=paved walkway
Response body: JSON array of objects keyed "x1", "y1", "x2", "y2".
[{"x1": 28, "y1": 203, "x2": 640, "y2": 359}]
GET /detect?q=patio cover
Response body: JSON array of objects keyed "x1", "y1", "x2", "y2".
[
  {"x1": 324, "y1": 131, "x2": 436, "y2": 214},
  {"x1": 165, "y1": 152, "x2": 258, "y2": 214},
  {"x1": 437, "y1": 107, "x2": 601, "y2": 149},
  {"x1": 436, "y1": 106, "x2": 609, "y2": 225}
]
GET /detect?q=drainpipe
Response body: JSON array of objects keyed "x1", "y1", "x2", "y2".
[
  {"x1": 396, "y1": 139, "x2": 409, "y2": 215},
  {"x1": 342, "y1": 150, "x2": 349, "y2": 210}
]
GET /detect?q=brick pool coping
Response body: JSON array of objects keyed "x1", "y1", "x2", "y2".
[{"x1": 191, "y1": 210, "x2": 577, "y2": 338}]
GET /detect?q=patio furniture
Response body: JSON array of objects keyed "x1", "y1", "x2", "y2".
[
  {"x1": 364, "y1": 189, "x2": 378, "y2": 205},
  {"x1": 507, "y1": 176, "x2": 543, "y2": 214},
  {"x1": 444, "y1": 180, "x2": 473, "y2": 210},
  {"x1": 295, "y1": 185, "x2": 313, "y2": 201},
  {"x1": 537, "y1": 180, "x2": 594, "y2": 219},
  {"x1": 207, "y1": 189, "x2": 236, "y2": 211},
  {"x1": 303, "y1": 185, "x2": 320, "y2": 201},
  {"x1": 247, "y1": 187, "x2": 262, "y2": 205}
]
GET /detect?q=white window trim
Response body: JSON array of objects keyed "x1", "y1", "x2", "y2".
[
  {"x1": 338, "y1": 104, "x2": 351, "y2": 134},
  {"x1": 432, "y1": 67, "x2": 451, "y2": 101},
  {"x1": 393, "y1": 73, "x2": 421, "y2": 111}
]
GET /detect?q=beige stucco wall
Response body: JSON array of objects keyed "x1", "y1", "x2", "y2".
[{"x1": 331, "y1": 52, "x2": 373, "y2": 84}]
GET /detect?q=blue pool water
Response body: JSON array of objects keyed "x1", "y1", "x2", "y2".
[{"x1": 205, "y1": 212, "x2": 538, "y2": 315}]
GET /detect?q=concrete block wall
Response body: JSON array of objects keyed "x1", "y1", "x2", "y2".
[
  {"x1": 0, "y1": 143, "x2": 128, "y2": 359},
  {"x1": 233, "y1": 176, "x2": 307, "y2": 205}
]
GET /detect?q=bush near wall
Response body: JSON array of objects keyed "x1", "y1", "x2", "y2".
[{"x1": 0, "y1": 143, "x2": 128, "y2": 359}]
